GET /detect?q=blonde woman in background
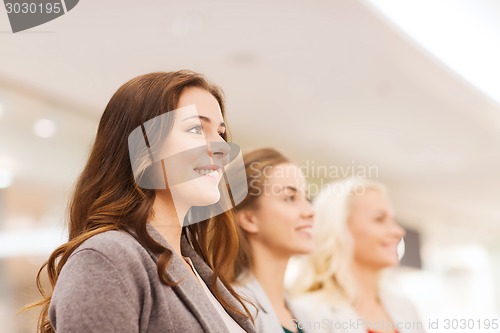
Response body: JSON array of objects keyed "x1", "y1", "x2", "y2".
[
  {"x1": 291, "y1": 178, "x2": 425, "y2": 333},
  {"x1": 227, "y1": 148, "x2": 315, "y2": 333}
]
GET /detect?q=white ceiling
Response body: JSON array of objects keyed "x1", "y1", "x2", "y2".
[{"x1": 0, "y1": 0, "x2": 499, "y2": 243}]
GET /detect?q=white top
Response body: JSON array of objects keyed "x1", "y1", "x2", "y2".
[
  {"x1": 293, "y1": 290, "x2": 426, "y2": 333},
  {"x1": 184, "y1": 257, "x2": 247, "y2": 333}
]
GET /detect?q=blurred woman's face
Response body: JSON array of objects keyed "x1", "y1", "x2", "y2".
[
  {"x1": 247, "y1": 163, "x2": 315, "y2": 257},
  {"x1": 348, "y1": 189, "x2": 405, "y2": 270}
]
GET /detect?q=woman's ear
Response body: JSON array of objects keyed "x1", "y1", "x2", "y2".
[{"x1": 236, "y1": 209, "x2": 259, "y2": 234}]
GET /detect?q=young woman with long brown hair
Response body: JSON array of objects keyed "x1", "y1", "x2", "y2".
[
  {"x1": 228, "y1": 148, "x2": 315, "y2": 333},
  {"x1": 24, "y1": 70, "x2": 254, "y2": 333}
]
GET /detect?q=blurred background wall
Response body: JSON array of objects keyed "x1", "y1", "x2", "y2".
[{"x1": 1, "y1": 0, "x2": 499, "y2": 332}]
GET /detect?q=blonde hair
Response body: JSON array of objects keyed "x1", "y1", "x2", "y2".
[{"x1": 291, "y1": 177, "x2": 387, "y2": 306}]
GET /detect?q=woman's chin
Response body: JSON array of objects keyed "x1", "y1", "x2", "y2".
[
  {"x1": 169, "y1": 182, "x2": 221, "y2": 209},
  {"x1": 377, "y1": 258, "x2": 399, "y2": 269},
  {"x1": 192, "y1": 189, "x2": 221, "y2": 207},
  {"x1": 193, "y1": 178, "x2": 222, "y2": 205}
]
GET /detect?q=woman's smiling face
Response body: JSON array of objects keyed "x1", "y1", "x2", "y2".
[
  {"x1": 244, "y1": 163, "x2": 315, "y2": 257},
  {"x1": 158, "y1": 86, "x2": 229, "y2": 217},
  {"x1": 348, "y1": 189, "x2": 406, "y2": 270}
]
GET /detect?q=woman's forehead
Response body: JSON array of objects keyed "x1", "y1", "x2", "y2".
[
  {"x1": 265, "y1": 164, "x2": 308, "y2": 189},
  {"x1": 177, "y1": 87, "x2": 223, "y2": 120}
]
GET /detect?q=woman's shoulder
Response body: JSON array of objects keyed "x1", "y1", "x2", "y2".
[
  {"x1": 292, "y1": 291, "x2": 356, "y2": 320},
  {"x1": 380, "y1": 289, "x2": 416, "y2": 307},
  {"x1": 380, "y1": 290, "x2": 424, "y2": 331},
  {"x1": 50, "y1": 230, "x2": 153, "y2": 331},
  {"x1": 291, "y1": 293, "x2": 363, "y2": 333},
  {"x1": 76, "y1": 229, "x2": 140, "y2": 251},
  {"x1": 66, "y1": 229, "x2": 154, "y2": 273},
  {"x1": 54, "y1": 229, "x2": 156, "y2": 305},
  {"x1": 233, "y1": 273, "x2": 266, "y2": 306},
  {"x1": 233, "y1": 274, "x2": 287, "y2": 332}
]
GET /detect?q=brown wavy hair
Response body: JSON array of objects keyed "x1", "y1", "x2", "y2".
[
  {"x1": 227, "y1": 147, "x2": 289, "y2": 282},
  {"x1": 23, "y1": 70, "x2": 251, "y2": 332}
]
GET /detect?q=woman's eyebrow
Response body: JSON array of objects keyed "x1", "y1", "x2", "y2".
[
  {"x1": 282, "y1": 185, "x2": 298, "y2": 193},
  {"x1": 182, "y1": 115, "x2": 225, "y2": 128},
  {"x1": 282, "y1": 186, "x2": 309, "y2": 197}
]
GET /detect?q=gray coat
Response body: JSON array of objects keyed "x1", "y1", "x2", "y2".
[{"x1": 49, "y1": 224, "x2": 255, "y2": 333}]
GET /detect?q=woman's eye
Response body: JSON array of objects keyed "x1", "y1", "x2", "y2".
[
  {"x1": 187, "y1": 125, "x2": 203, "y2": 134},
  {"x1": 285, "y1": 195, "x2": 296, "y2": 202}
]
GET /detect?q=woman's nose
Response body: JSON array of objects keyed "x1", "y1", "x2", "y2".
[
  {"x1": 392, "y1": 222, "x2": 406, "y2": 238},
  {"x1": 301, "y1": 199, "x2": 315, "y2": 220},
  {"x1": 207, "y1": 140, "x2": 230, "y2": 160}
]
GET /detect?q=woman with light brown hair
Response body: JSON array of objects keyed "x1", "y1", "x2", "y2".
[
  {"x1": 24, "y1": 70, "x2": 255, "y2": 333},
  {"x1": 228, "y1": 148, "x2": 315, "y2": 333}
]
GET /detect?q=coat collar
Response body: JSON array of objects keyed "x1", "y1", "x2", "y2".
[
  {"x1": 181, "y1": 239, "x2": 256, "y2": 333},
  {"x1": 145, "y1": 223, "x2": 255, "y2": 333},
  {"x1": 236, "y1": 273, "x2": 308, "y2": 333}
]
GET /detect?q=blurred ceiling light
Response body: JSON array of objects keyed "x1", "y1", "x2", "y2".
[
  {"x1": 0, "y1": 168, "x2": 13, "y2": 189},
  {"x1": 33, "y1": 118, "x2": 57, "y2": 138},
  {"x1": 0, "y1": 103, "x2": 4, "y2": 118},
  {"x1": 0, "y1": 156, "x2": 16, "y2": 169},
  {"x1": 363, "y1": 0, "x2": 500, "y2": 104},
  {"x1": 227, "y1": 51, "x2": 259, "y2": 67}
]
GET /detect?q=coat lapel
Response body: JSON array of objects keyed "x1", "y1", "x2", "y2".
[
  {"x1": 181, "y1": 238, "x2": 256, "y2": 333},
  {"x1": 144, "y1": 224, "x2": 230, "y2": 333}
]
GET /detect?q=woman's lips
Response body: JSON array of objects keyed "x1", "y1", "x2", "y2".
[
  {"x1": 194, "y1": 164, "x2": 221, "y2": 175},
  {"x1": 381, "y1": 242, "x2": 399, "y2": 252},
  {"x1": 193, "y1": 166, "x2": 223, "y2": 183},
  {"x1": 296, "y1": 225, "x2": 313, "y2": 237},
  {"x1": 194, "y1": 168, "x2": 220, "y2": 176}
]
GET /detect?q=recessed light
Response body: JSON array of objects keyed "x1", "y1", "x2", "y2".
[
  {"x1": 227, "y1": 51, "x2": 259, "y2": 67},
  {"x1": 33, "y1": 118, "x2": 57, "y2": 138},
  {"x1": 0, "y1": 168, "x2": 13, "y2": 189}
]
